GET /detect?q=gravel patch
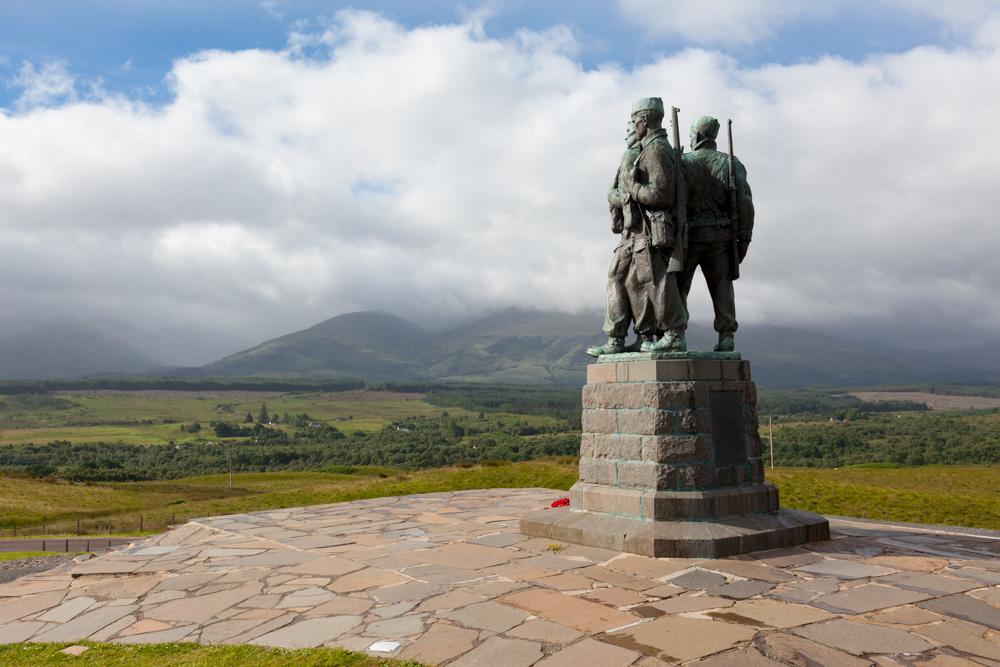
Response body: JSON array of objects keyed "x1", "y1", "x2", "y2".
[{"x1": 0, "y1": 555, "x2": 76, "y2": 584}]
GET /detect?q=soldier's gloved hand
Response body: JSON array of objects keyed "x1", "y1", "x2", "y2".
[
  {"x1": 611, "y1": 207, "x2": 624, "y2": 234},
  {"x1": 738, "y1": 241, "x2": 750, "y2": 263}
]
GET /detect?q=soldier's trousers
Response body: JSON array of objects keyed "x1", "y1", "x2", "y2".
[
  {"x1": 603, "y1": 243, "x2": 633, "y2": 338},
  {"x1": 679, "y1": 240, "x2": 737, "y2": 336},
  {"x1": 603, "y1": 242, "x2": 686, "y2": 338}
]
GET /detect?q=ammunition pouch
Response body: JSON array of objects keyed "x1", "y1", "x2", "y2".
[{"x1": 646, "y1": 209, "x2": 674, "y2": 249}]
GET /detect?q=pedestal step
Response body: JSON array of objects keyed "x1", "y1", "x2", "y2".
[
  {"x1": 520, "y1": 507, "x2": 830, "y2": 559},
  {"x1": 569, "y1": 481, "x2": 779, "y2": 521}
]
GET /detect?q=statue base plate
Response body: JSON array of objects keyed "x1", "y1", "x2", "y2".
[
  {"x1": 597, "y1": 351, "x2": 741, "y2": 363},
  {"x1": 520, "y1": 506, "x2": 830, "y2": 559}
]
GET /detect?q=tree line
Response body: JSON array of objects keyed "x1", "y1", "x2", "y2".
[
  {"x1": 772, "y1": 410, "x2": 1000, "y2": 467},
  {"x1": 0, "y1": 413, "x2": 580, "y2": 482}
]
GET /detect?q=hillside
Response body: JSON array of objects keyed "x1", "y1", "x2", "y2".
[
  {"x1": 0, "y1": 317, "x2": 163, "y2": 379},
  {"x1": 189, "y1": 310, "x2": 1000, "y2": 387},
  {"x1": 199, "y1": 311, "x2": 431, "y2": 380},
  {"x1": 4, "y1": 309, "x2": 1000, "y2": 387},
  {"x1": 418, "y1": 309, "x2": 602, "y2": 384},
  {"x1": 734, "y1": 327, "x2": 995, "y2": 387}
]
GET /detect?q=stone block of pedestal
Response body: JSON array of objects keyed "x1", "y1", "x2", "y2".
[{"x1": 520, "y1": 356, "x2": 829, "y2": 558}]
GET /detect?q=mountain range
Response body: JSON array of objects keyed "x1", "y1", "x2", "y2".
[{"x1": 2, "y1": 310, "x2": 1000, "y2": 388}]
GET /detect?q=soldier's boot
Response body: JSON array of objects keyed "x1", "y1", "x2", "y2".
[
  {"x1": 641, "y1": 329, "x2": 687, "y2": 353},
  {"x1": 624, "y1": 333, "x2": 657, "y2": 353},
  {"x1": 714, "y1": 333, "x2": 735, "y2": 352},
  {"x1": 586, "y1": 337, "x2": 625, "y2": 358}
]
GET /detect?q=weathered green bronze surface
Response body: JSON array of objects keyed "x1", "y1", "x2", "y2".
[
  {"x1": 588, "y1": 97, "x2": 686, "y2": 358},
  {"x1": 681, "y1": 115, "x2": 754, "y2": 352},
  {"x1": 589, "y1": 103, "x2": 755, "y2": 356}
]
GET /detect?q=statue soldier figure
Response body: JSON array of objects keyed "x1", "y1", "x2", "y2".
[
  {"x1": 587, "y1": 120, "x2": 660, "y2": 356},
  {"x1": 588, "y1": 97, "x2": 687, "y2": 356},
  {"x1": 680, "y1": 116, "x2": 754, "y2": 351}
]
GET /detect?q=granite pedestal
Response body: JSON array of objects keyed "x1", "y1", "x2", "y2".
[{"x1": 520, "y1": 354, "x2": 829, "y2": 558}]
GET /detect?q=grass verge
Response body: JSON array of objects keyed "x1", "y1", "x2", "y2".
[
  {"x1": 768, "y1": 466, "x2": 1000, "y2": 530},
  {"x1": 11, "y1": 458, "x2": 1000, "y2": 534},
  {"x1": 0, "y1": 551, "x2": 75, "y2": 562},
  {"x1": 1, "y1": 458, "x2": 579, "y2": 527},
  {"x1": 0, "y1": 643, "x2": 428, "y2": 666}
]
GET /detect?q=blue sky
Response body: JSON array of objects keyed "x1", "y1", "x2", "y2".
[
  {"x1": 0, "y1": 1, "x2": 958, "y2": 110},
  {"x1": 1, "y1": 1, "x2": 999, "y2": 356}
]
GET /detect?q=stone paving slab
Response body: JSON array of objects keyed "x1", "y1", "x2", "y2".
[
  {"x1": 706, "y1": 580, "x2": 775, "y2": 600},
  {"x1": 811, "y1": 584, "x2": 932, "y2": 615},
  {"x1": 4, "y1": 492, "x2": 1000, "y2": 664}
]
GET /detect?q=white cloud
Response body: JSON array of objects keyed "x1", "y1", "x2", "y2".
[
  {"x1": 617, "y1": 0, "x2": 1000, "y2": 49},
  {"x1": 0, "y1": 9, "x2": 999, "y2": 349},
  {"x1": 9, "y1": 60, "x2": 77, "y2": 110},
  {"x1": 888, "y1": 0, "x2": 1000, "y2": 27},
  {"x1": 259, "y1": 1, "x2": 285, "y2": 21},
  {"x1": 887, "y1": 0, "x2": 1000, "y2": 46},
  {"x1": 616, "y1": 0, "x2": 823, "y2": 45}
]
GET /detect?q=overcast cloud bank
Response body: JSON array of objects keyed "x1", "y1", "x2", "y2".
[{"x1": 1, "y1": 6, "x2": 1000, "y2": 350}]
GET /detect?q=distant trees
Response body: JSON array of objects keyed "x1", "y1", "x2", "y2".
[
  {"x1": 1, "y1": 412, "x2": 582, "y2": 482},
  {"x1": 244, "y1": 412, "x2": 254, "y2": 423},
  {"x1": 772, "y1": 410, "x2": 1000, "y2": 467}
]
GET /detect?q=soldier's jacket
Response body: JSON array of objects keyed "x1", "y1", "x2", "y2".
[
  {"x1": 630, "y1": 128, "x2": 677, "y2": 212},
  {"x1": 682, "y1": 148, "x2": 754, "y2": 243}
]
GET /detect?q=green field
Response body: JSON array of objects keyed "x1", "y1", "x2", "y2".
[
  {"x1": 0, "y1": 388, "x2": 580, "y2": 490},
  {"x1": 0, "y1": 393, "x2": 477, "y2": 446},
  {"x1": 4, "y1": 383, "x2": 1000, "y2": 532}
]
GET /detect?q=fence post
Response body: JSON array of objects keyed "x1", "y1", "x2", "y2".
[
  {"x1": 65, "y1": 539, "x2": 69, "y2": 553},
  {"x1": 12, "y1": 525, "x2": 15, "y2": 537},
  {"x1": 77, "y1": 520, "x2": 80, "y2": 536},
  {"x1": 140, "y1": 516, "x2": 143, "y2": 532},
  {"x1": 172, "y1": 514, "x2": 175, "y2": 526},
  {"x1": 42, "y1": 539, "x2": 46, "y2": 552},
  {"x1": 108, "y1": 517, "x2": 112, "y2": 535},
  {"x1": 86, "y1": 539, "x2": 90, "y2": 552}
]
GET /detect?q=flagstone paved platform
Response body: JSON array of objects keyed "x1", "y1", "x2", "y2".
[{"x1": 3, "y1": 489, "x2": 1000, "y2": 665}]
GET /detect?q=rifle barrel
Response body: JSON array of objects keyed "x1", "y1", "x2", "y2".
[{"x1": 727, "y1": 119, "x2": 740, "y2": 281}]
